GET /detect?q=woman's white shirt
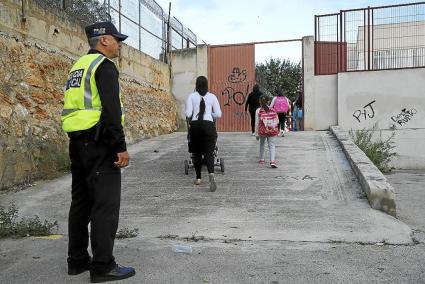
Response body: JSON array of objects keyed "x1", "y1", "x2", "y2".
[{"x1": 185, "y1": 92, "x2": 222, "y2": 122}]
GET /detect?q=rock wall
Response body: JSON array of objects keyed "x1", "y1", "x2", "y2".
[{"x1": 0, "y1": 0, "x2": 177, "y2": 189}]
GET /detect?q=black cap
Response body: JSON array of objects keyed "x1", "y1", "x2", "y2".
[{"x1": 85, "y1": 21, "x2": 128, "y2": 41}]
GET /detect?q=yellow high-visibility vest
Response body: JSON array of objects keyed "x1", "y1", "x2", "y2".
[{"x1": 61, "y1": 54, "x2": 124, "y2": 132}]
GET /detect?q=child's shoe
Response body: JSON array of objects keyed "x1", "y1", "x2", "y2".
[
  {"x1": 259, "y1": 159, "x2": 265, "y2": 165},
  {"x1": 195, "y1": 179, "x2": 202, "y2": 185},
  {"x1": 270, "y1": 161, "x2": 278, "y2": 168}
]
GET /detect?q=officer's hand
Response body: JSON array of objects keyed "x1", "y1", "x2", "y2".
[{"x1": 114, "y1": 151, "x2": 130, "y2": 168}]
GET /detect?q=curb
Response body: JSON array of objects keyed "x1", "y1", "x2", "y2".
[{"x1": 330, "y1": 126, "x2": 396, "y2": 217}]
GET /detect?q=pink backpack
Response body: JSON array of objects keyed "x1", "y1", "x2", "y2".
[
  {"x1": 258, "y1": 108, "x2": 279, "y2": 136},
  {"x1": 274, "y1": 96, "x2": 289, "y2": 113}
]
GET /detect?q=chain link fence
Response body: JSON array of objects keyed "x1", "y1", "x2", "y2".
[{"x1": 32, "y1": 0, "x2": 198, "y2": 61}]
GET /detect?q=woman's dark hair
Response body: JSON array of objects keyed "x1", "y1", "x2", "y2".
[
  {"x1": 196, "y1": 76, "x2": 208, "y2": 96},
  {"x1": 195, "y1": 76, "x2": 208, "y2": 120},
  {"x1": 295, "y1": 93, "x2": 303, "y2": 108},
  {"x1": 259, "y1": 95, "x2": 270, "y2": 111},
  {"x1": 252, "y1": 84, "x2": 260, "y2": 93}
]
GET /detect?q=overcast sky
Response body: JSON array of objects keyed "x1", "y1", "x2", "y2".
[{"x1": 154, "y1": 0, "x2": 424, "y2": 63}]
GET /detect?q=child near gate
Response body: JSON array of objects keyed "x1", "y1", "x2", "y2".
[{"x1": 255, "y1": 95, "x2": 279, "y2": 168}]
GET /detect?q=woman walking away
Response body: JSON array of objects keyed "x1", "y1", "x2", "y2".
[
  {"x1": 270, "y1": 90, "x2": 291, "y2": 137},
  {"x1": 255, "y1": 95, "x2": 280, "y2": 168},
  {"x1": 185, "y1": 76, "x2": 222, "y2": 191},
  {"x1": 245, "y1": 84, "x2": 262, "y2": 135}
]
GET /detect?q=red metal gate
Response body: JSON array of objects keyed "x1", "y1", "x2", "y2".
[{"x1": 208, "y1": 44, "x2": 255, "y2": 132}]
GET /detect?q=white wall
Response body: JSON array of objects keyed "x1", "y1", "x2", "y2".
[
  {"x1": 337, "y1": 68, "x2": 425, "y2": 169},
  {"x1": 338, "y1": 69, "x2": 425, "y2": 130},
  {"x1": 171, "y1": 45, "x2": 208, "y2": 130},
  {"x1": 304, "y1": 33, "x2": 425, "y2": 169},
  {"x1": 303, "y1": 36, "x2": 338, "y2": 130}
]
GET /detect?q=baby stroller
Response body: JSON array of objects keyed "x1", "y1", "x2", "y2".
[{"x1": 184, "y1": 118, "x2": 225, "y2": 175}]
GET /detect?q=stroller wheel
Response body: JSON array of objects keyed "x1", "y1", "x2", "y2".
[
  {"x1": 184, "y1": 160, "x2": 189, "y2": 175},
  {"x1": 220, "y1": 158, "x2": 225, "y2": 173}
]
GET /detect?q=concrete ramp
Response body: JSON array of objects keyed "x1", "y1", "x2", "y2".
[{"x1": 120, "y1": 131, "x2": 411, "y2": 245}]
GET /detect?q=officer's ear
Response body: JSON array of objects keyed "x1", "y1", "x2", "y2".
[{"x1": 99, "y1": 35, "x2": 109, "y2": 46}]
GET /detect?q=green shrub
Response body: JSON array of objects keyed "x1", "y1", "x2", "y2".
[
  {"x1": 0, "y1": 203, "x2": 58, "y2": 238},
  {"x1": 349, "y1": 126, "x2": 396, "y2": 173}
]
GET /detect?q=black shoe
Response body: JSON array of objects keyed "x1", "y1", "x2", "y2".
[
  {"x1": 68, "y1": 257, "x2": 92, "y2": 275},
  {"x1": 90, "y1": 264, "x2": 136, "y2": 283}
]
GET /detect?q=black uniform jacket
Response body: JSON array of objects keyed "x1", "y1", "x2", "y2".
[{"x1": 89, "y1": 49, "x2": 126, "y2": 153}]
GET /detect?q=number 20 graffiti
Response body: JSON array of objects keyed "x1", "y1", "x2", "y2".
[{"x1": 222, "y1": 84, "x2": 250, "y2": 106}]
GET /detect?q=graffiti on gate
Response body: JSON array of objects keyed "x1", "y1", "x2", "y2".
[
  {"x1": 222, "y1": 84, "x2": 250, "y2": 107},
  {"x1": 221, "y1": 67, "x2": 250, "y2": 106},
  {"x1": 228, "y1": 67, "x2": 247, "y2": 83},
  {"x1": 390, "y1": 108, "x2": 417, "y2": 126},
  {"x1": 235, "y1": 111, "x2": 249, "y2": 119},
  {"x1": 353, "y1": 100, "x2": 376, "y2": 123}
]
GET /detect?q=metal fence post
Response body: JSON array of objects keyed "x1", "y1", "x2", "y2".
[
  {"x1": 367, "y1": 6, "x2": 371, "y2": 71},
  {"x1": 118, "y1": 0, "x2": 122, "y2": 33},
  {"x1": 139, "y1": 0, "x2": 141, "y2": 51}
]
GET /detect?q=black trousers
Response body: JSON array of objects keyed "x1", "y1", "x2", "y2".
[
  {"x1": 68, "y1": 135, "x2": 121, "y2": 274},
  {"x1": 249, "y1": 109, "x2": 256, "y2": 133},
  {"x1": 277, "y1": 112, "x2": 286, "y2": 130},
  {"x1": 189, "y1": 120, "x2": 217, "y2": 179}
]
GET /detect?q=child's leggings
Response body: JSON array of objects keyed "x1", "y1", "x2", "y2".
[{"x1": 259, "y1": 136, "x2": 276, "y2": 161}]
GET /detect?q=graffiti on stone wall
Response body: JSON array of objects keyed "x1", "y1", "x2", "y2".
[
  {"x1": 353, "y1": 100, "x2": 376, "y2": 123},
  {"x1": 390, "y1": 108, "x2": 417, "y2": 126}
]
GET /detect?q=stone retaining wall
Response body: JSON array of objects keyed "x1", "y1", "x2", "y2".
[{"x1": 0, "y1": 0, "x2": 177, "y2": 189}]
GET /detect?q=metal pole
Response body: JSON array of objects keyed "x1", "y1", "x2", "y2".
[
  {"x1": 364, "y1": 9, "x2": 366, "y2": 70},
  {"x1": 367, "y1": 6, "x2": 371, "y2": 71},
  {"x1": 314, "y1": 16, "x2": 318, "y2": 75},
  {"x1": 337, "y1": 13, "x2": 340, "y2": 73},
  {"x1": 340, "y1": 11, "x2": 344, "y2": 72},
  {"x1": 139, "y1": 0, "x2": 141, "y2": 51},
  {"x1": 167, "y1": 3, "x2": 171, "y2": 53},
  {"x1": 119, "y1": 0, "x2": 122, "y2": 33},
  {"x1": 21, "y1": 0, "x2": 26, "y2": 22},
  {"x1": 371, "y1": 8, "x2": 374, "y2": 70}
]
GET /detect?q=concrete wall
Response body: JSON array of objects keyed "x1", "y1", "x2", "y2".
[
  {"x1": 303, "y1": 36, "x2": 338, "y2": 130},
  {"x1": 337, "y1": 69, "x2": 425, "y2": 169},
  {"x1": 304, "y1": 33, "x2": 425, "y2": 169},
  {"x1": 0, "y1": 0, "x2": 177, "y2": 189},
  {"x1": 171, "y1": 45, "x2": 208, "y2": 130},
  {"x1": 338, "y1": 69, "x2": 425, "y2": 130}
]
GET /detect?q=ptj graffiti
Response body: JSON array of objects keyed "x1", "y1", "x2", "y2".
[
  {"x1": 391, "y1": 108, "x2": 417, "y2": 126},
  {"x1": 353, "y1": 100, "x2": 376, "y2": 123}
]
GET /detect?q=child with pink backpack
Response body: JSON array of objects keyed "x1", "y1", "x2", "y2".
[
  {"x1": 254, "y1": 95, "x2": 279, "y2": 168},
  {"x1": 270, "y1": 90, "x2": 290, "y2": 136}
]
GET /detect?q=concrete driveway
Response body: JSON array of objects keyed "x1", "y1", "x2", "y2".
[{"x1": 0, "y1": 131, "x2": 417, "y2": 284}]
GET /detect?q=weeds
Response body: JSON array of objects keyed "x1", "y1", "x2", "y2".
[
  {"x1": 0, "y1": 203, "x2": 58, "y2": 238},
  {"x1": 116, "y1": 227, "x2": 139, "y2": 239},
  {"x1": 349, "y1": 125, "x2": 396, "y2": 173}
]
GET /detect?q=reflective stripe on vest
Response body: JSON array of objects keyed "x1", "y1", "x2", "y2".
[{"x1": 61, "y1": 54, "x2": 125, "y2": 132}]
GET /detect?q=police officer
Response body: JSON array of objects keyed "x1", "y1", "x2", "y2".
[{"x1": 61, "y1": 21, "x2": 135, "y2": 283}]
